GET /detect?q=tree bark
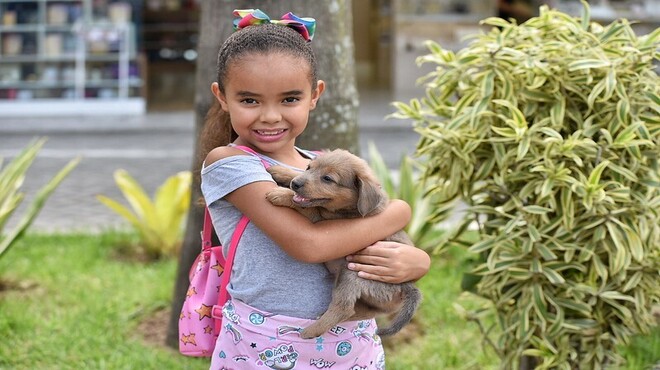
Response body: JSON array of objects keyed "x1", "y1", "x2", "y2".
[
  {"x1": 166, "y1": 0, "x2": 358, "y2": 349},
  {"x1": 520, "y1": 355, "x2": 539, "y2": 370}
]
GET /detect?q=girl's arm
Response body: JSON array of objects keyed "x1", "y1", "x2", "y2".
[
  {"x1": 208, "y1": 147, "x2": 411, "y2": 263},
  {"x1": 346, "y1": 241, "x2": 431, "y2": 283},
  {"x1": 226, "y1": 179, "x2": 411, "y2": 263}
]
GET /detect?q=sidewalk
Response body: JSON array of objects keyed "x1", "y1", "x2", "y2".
[{"x1": 1, "y1": 92, "x2": 421, "y2": 232}]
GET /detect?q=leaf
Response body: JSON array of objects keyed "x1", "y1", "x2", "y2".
[
  {"x1": 398, "y1": 156, "x2": 417, "y2": 208},
  {"x1": 616, "y1": 98, "x2": 631, "y2": 127},
  {"x1": 491, "y1": 126, "x2": 517, "y2": 138},
  {"x1": 607, "y1": 163, "x2": 638, "y2": 182},
  {"x1": 113, "y1": 169, "x2": 156, "y2": 222},
  {"x1": 522, "y1": 89, "x2": 554, "y2": 102},
  {"x1": 550, "y1": 98, "x2": 566, "y2": 127},
  {"x1": 599, "y1": 290, "x2": 636, "y2": 303},
  {"x1": 621, "y1": 271, "x2": 643, "y2": 292},
  {"x1": 154, "y1": 171, "x2": 191, "y2": 250},
  {"x1": 602, "y1": 298, "x2": 633, "y2": 319},
  {"x1": 563, "y1": 318, "x2": 599, "y2": 332},
  {"x1": 536, "y1": 243, "x2": 558, "y2": 261},
  {"x1": 517, "y1": 135, "x2": 531, "y2": 160},
  {"x1": 480, "y1": 70, "x2": 495, "y2": 98},
  {"x1": 580, "y1": 0, "x2": 590, "y2": 30},
  {"x1": 599, "y1": 22, "x2": 625, "y2": 43},
  {"x1": 520, "y1": 302, "x2": 532, "y2": 338},
  {"x1": 0, "y1": 139, "x2": 46, "y2": 212},
  {"x1": 523, "y1": 205, "x2": 553, "y2": 215},
  {"x1": 0, "y1": 155, "x2": 80, "y2": 256},
  {"x1": 567, "y1": 59, "x2": 611, "y2": 71},
  {"x1": 481, "y1": 17, "x2": 513, "y2": 29},
  {"x1": 639, "y1": 26, "x2": 660, "y2": 49},
  {"x1": 531, "y1": 258, "x2": 542, "y2": 273},
  {"x1": 604, "y1": 228, "x2": 628, "y2": 275},
  {"x1": 560, "y1": 188, "x2": 575, "y2": 230},
  {"x1": 509, "y1": 267, "x2": 533, "y2": 280},
  {"x1": 532, "y1": 284, "x2": 549, "y2": 320},
  {"x1": 590, "y1": 254, "x2": 608, "y2": 282},
  {"x1": 493, "y1": 99, "x2": 527, "y2": 129},
  {"x1": 542, "y1": 266, "x2": 566, "y2": 285},
  {"x1": 540, "y1": 127, "x2": 563, "y2": 141},
  {"x1": 468, "y1": 237, "x2": 497, "y2": 254},
  {"x1": 368, "y1": 142, "x2": 395, "y2": 197},
  {"x1": 587, "y1": 78, "x2": 606, "y2": 108},
  {"x1": 96, "y1": 195, "x2": 142, "y2": 228},
  {"x1": 527, "y1": 225, "x2": 541, "y2": 242},
  {"x1": 522, "y1": 349, "x2": 546, "y2": 357},
  {"x1": 588, "y1": 160, "x2": 609, "y2": 187},
  {"x1": 604, "y1": 68, "x2": 616, "y2": 100},
  {"x1": 624, "y1": 225, "x2": 644, "y2": 262},
  {"x1": 556, "y1": 297, "x2": 592, "y2": 317}
]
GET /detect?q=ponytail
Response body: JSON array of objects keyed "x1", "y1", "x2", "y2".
[{"x1": 199, "y1": 99, "x2": 237, "y2": 162}]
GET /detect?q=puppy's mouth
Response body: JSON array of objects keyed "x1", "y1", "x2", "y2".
[{"x1": 293, "y1": 193, "x2": 329, "y2": 207}]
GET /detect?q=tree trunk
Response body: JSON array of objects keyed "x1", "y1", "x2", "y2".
[
  {"x1": 166, "y1": 0, "x2": 358, "y2": 349},
  {"x1": 292, "y1": 0, "x2": 360, "y2": 153}
]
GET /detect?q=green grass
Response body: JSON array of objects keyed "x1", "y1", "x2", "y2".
[
  {"x1": 0, "y1": 233, "x2": 658, "y2": 369},
  {"x1": 0, "y1": 233, "x2": 205, "y2": 370}
]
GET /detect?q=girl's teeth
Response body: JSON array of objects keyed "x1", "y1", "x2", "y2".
[{"x1": 257, "y1": 130, "x2": 284, "y2": 136}]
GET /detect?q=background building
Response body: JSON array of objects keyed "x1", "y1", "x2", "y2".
[{"x1": 0, "y1": 0, "x2": 658, "y2": 116}]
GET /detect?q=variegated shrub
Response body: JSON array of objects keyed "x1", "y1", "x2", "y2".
[{"x1": 392, "y1": 2, "x2": 659, "y2": 369}]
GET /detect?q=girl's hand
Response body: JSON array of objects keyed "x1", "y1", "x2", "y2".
[{"x1": 346, "y1": 241, "x2": 430, "y2": 283}]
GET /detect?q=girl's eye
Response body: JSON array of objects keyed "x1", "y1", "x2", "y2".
[
  {"x1": 241, "y1": 98, "x2": 258, "y2": 104},
  {"x1": 283, "y1": 97, "x2": 299, "y2": 103},
  {"x1": 321, "y1": 175, "x2": 334, "y2": 183}
]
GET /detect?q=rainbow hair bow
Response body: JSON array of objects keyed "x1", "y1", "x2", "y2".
[{"x1": 233, "y1": 9, "x2": 316, "y2": 42}]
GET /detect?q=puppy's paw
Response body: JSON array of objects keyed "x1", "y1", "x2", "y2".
[
  {"x1": 267, "y1": 166, "x2": 296, "y2": 187},
  {"x1": 266, "y1": 188, "x2": 295, "y2": 207},
  {"x1": 300, "y1": 326, "x2": 324, "y2": 340}
]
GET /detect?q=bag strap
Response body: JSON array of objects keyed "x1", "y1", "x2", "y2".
[
  {"x1": 218, "y1": 215, "x2": 250, "y2": 307},
  {"x1": 202, "y1": 206, "x2": 224, "y2": 267},
  {"x1": 232, "y1": 144, "x2": 321, "y2": 164},
  {"x1": 210, "y1": 213, "x2": 249, "y2": 335},
  {"x1": 209, "y1": 146, "x2": 271, "y2": 334},
  {"x1": 232, "y1": 144, "x2": 272, "y2": 168},
  {"x1": 201, "y1": 208, "x2": 215, "y2": 245}
]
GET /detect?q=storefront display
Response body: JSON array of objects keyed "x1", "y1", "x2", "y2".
[{"x1": 0, "y1": 0, "x2": 144, "y2": 115}]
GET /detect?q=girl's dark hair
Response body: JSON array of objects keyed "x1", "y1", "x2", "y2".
[{"x1": 200, "y1": 23, "x2": 318, "y2": 160}]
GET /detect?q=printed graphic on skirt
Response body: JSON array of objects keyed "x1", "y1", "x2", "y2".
[{"x1": 210, "y1": 299, "x2": 387, "y2": 370}]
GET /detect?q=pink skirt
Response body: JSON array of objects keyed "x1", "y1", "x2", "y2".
[{"x1": 210, "y1": 299, "x2": 386, "y2": 370}]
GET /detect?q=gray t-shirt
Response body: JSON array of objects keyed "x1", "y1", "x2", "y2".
[{"x1": 200, "y1": 148, "x2": 333, "y2": 319}]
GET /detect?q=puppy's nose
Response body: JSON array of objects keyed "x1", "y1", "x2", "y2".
[{"x1": 291, "y1": 178, "x2": 304, "y2": 191}]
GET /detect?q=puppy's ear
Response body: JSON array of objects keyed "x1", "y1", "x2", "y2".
[{"x1": 357, "y1": 175, "x2": 387, "y2": 217}]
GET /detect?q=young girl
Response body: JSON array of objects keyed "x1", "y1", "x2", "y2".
[{"x1": 200, "y1": 9, "x2": 430, "y2": 369}]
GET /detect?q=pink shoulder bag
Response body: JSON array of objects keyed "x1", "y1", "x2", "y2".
[
  {"x1": 178, "y1": 209, "x2": 249, "y2": 357},
  {"x1": 179, "y1": 145, "x2": 271, "y2": 357}
]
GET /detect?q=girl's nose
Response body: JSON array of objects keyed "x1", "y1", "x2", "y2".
[{"x1": 260, "y1": 105, "x2": 281, "y2": 124}]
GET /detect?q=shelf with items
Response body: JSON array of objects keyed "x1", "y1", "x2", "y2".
[
  {"x1": 142, "y1": 4, "x2": 198, "y2": 62},
  {"x1": 0, "y1": 0, "x2": 145, "y2": 116}
]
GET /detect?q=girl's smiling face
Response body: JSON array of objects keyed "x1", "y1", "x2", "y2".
[{"x1": 212, "y1": 52, "x2": 324, "y2": 156}]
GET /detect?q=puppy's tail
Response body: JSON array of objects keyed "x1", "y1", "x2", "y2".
[{"x1": 376, "y1": 284, "x2": 422, "y2": 337}]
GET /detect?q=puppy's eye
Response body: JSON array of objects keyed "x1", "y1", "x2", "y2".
[{"x1": 322, "y1": 175, "x2": 335, "y2": 183}]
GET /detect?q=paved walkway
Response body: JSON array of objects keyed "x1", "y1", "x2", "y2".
[{"x1": 1, "y1": 92, "x2": 422, "y2": 232}]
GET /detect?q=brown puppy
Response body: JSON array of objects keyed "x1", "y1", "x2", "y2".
[{"x1": 265, "y1": 149, "x2": 422, "y2": 339}]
